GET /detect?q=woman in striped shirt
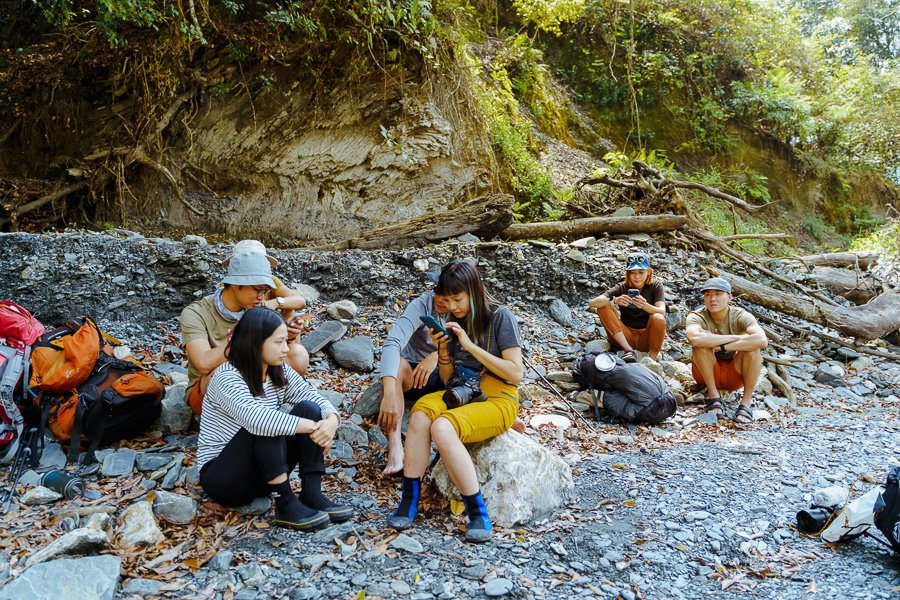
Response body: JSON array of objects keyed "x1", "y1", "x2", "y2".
[{"x1": 197, "y1": 307, "x2": 353, "y2": 531}]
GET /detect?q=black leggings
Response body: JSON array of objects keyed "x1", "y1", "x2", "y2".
[{"x1": 199, "y1": 401, "x2": 326, "y2": 507}]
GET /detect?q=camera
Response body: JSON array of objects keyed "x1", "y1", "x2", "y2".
[{"x1": 443, "y1": 366, "x2": 487, "y2": 408}]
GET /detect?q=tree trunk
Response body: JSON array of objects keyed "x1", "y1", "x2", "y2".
[
  {"x1": 799, "y1": 251, "x2": 880, "y2": 269},
  {"x1": 810, "y1": 266, "x2": 878, "y2": 305},
  {"x1": 499, "y1": 214, "x2": 687, "y2": 241},
  {"x1": 707, "y1": 266, "x2": 900, "y2": 341},
  {"x1": 308, "y1": 194, "x2": 514, "y2": 251}
]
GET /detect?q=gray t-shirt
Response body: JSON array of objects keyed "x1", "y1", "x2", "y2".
[
  {"x1": 450, "y1": 306, "x2": 522, "y2": 382},
  {"x1": 380, "y1": 291, "x2": 447, "y2": 379}
]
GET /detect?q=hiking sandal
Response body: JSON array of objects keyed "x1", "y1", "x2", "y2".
[
  {"x1": 622, "y1": 350, "x2": 637, "y2": 363},
  {"x1": 704, "y1": 396, "x2": 724, "y2": 417},
  {"x1": 732, "y1": 404, "x2": 754, "y2": 424}
]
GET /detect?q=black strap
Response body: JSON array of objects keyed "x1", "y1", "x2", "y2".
[
  {"x1": 81, "y1": 388, "x2": 116, "y2": 465},
  {"x1": 588, "y1": 382, "x2": 601, "y2": 421},
  {"x1": 67, "y1": 396, "x2": 86, "y2": 465}
]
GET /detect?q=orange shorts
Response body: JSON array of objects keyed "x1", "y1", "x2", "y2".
[
  {"x1": 188, "y1": 380, "x2": 204, "y2": 416},
  {"x1": 692, "y1": 359, "x2": 744, "y2": 392}
]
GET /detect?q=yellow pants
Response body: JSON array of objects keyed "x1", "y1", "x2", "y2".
[{"x1": 411, "y1": 375, "x2": 518, "y2": 443}]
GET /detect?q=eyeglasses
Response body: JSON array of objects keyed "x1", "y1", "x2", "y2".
[{"x1": 250, "y1": 286, "x2": 270, "y2": 297}]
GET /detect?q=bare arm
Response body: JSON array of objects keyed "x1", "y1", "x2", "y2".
[
  {"x1": 185, "y1": 338, "x2": 228, "y2": 375},
  {"x1": 686, "y1": 324, "x2": 767, "y2": 351}
]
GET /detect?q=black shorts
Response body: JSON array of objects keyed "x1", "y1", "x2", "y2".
[{"x1": 403, "y1": 363, "x2": 444, "y2": 405}]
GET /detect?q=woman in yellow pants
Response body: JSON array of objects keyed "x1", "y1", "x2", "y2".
[{"x1": 387, "y1": 261, "x2": 523, "y2": 543}]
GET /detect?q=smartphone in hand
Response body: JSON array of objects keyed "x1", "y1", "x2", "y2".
[
  {"x1": 628, "y1": 289, "x2": 639, "y2": 298},
  {"x1": 420, "y1": 315, "x2": 455, "y2": 342}
]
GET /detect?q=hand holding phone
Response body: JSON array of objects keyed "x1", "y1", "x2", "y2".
[
  {"x1": 628, "y1": 289, "x2": 639, "y2": 298},
  {"x1": 420, "y1": 315, "x2": 455, "y2": 342}
]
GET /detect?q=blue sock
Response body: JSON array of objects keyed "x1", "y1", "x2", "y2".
[
  {"x1": 462, "y1": 490, "x2": 492, "y2": 531},
  {"x1": 393, "y1": 476, "x2": 420, "y2": 520}
]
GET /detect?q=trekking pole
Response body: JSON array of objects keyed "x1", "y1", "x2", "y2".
[
  {"x1": 522, "y1": 356, "x2": 595, "y2": 429},
  {"x1": 1, "y1": 428, "x2": 35, "y2": 513}
]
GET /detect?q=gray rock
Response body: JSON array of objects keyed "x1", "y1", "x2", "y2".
[
  {"x1": 330, "y1": 440, "x2": 354, "y2": 459},
  {"x1": 547, "y1": 299, "x2": 574, "y2": 327},
  {"x1": 337, "y1": 422, "x2": 368, "y2": 446},
  {"x1": 546, "y1": 371, "x2": 574, "y2": 383},
  {"x1": 368, "y1": 426, "x2": 388, "y2": 449},
  {"x1": 566, "y1": 249, "x2": 586, "y2": 263},
  {"x1": 301, "y1": 554, "x2": 330, "y2": 568},
  {"x1": 25, "y1": 528, "x2": 110, "y2": 566},
  {"x1": 230, "y1": 496, "x2": 272, "y2": 516},
  {"x1": 353, "y1": 381, "x2": 383, "y2": 418},
  {"x1": 299, "y1": 321, "x2": 347, "y2": 354},
  {"x1": 136, "y1": 453, "x2": 173, "y2": 472},
  {"x1": 160, "y1": 465, "x2": 183, "y2": 490},
  {"x1": 329, "y1": 336, "x2": 375, "y2": 372},
  {"x1": 696, "y1": 412, "x2": 719, "y2": 425},
  {"x1": 326, "y1": 299, "x2": 358, "y2": 320},
  {"x1": 317, "y1": 390, "x2": 346, "y2": 409},
  {"x1": 391, "y1": 580, "x2": 412, "y2": 595},
  {"x1": 432, "y1": 431, "x2": 574, "y2": 527},
  {"x1": 660, "y1": 360, "x2": 692, "y2": 382},
  {"x1": 310, "y1": 522, "x2": 356, "y2": 545},
  {"x1": 123, "y1": 578, "x2": 160, "y2": 597},
  {"x1": 208, "y1": 550, "x2": 235, "y2": 573},
  {"x1": 814, "y1": 486, "x2": 848, "y2": 507},
  {"x1": 19, "y1": 469, "x2": 41, "y2": 487},
  {"x1": 21, "y1": 486, "x2": 63, "y2": 506},
  {"x1": 484, "y1": 578, "x2": 514, "y2": 596},
  {"x1": 639, "y1": 357, "x2": 664, "y2": 378},
  {"x1": 461, "y1": 565, "x2": 489, "y2": 579},
  {"x1": 612, "y1": 206, "x2": 636, "y2": 217},
  {"x1": 151, "y1": 490, "x2": 197, "y2": 524},
  {"x1": 367, "y1": 583, "x2": 393, "y2": 597},
  {"x1": 290, "y1": 586, "x2": 321, "y2": 600},
  {"x1": 159, "y1": 382, "x2": 191, "y2": 434},
  {"x1": 584, "y1": 339, "x2": 611, "y2": 354},
  {"x1": 570, "y1": 237, "x2": 596, "y2": 248},
  {"x1": 294, "y1": 283, "x2": 320, "y2": 304},
  {"x1": 457, "y1": 233, "x2": 480, "y2": 243},
  {"x1": 183, "y1": 234, "x2": 207, "y2": 245},
  {"x1": 101, "y1": 450, "x2": 136, "y2": 478},
  {"x1": 0, "y1": 555, "x2": 120, "y2": 600},
  {"x1": 38, "y1": 443, "x2": 67, "y2": 468},
  {"x1": 118, "y1": 501, "x2": 165, "y2": 548},
  {"x1": 665, "y1": 312, "x2": 686, "y2": 332},
  {"x1": 390, "y1": 533, "x2": 424, "y2": 553},
  {"x1": 814, "y1": 368, "x2": 845, "y2": 387}
]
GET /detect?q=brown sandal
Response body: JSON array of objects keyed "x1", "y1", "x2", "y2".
[
  {"x1": 705, "y1": 396, "x2": 724, "y2": 417},
  {"x1": 732, "y1": 404, "x2": 754, "y2": 424}
]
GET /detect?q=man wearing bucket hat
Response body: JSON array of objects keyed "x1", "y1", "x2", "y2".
[
  {"x1": 181, "y1": 251, "x2": 304, "y2": 416},
  {"x1": 223, "y1": 240, "x2": 309, "y2": 376},
  {"x1": 685, "y1": 277, "x2": 767, "y2": 424},
  {"x1": 589, "y1": 251, "x2": 667, "y2": 363}
]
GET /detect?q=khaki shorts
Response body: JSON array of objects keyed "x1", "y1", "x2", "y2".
[{"x1": 411, "y1": 375, "x2": 518, "y2": 443}]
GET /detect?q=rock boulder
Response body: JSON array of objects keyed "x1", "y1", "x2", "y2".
[
  {"x1": 0, "y1": 555, "x2": 121, "y2": 600},
  {"x1": 432, "y1": 431, "x2": 573, "y2": 527}
]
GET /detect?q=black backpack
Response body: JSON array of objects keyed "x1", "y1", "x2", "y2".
[
  {"x1": 572, "y1": 351, "x2": 676, "y2": 425},
  {"x1": 874, "y1": 466, "x2": 900, "y2": 553}
]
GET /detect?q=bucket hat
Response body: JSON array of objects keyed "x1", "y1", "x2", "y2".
[
  {"x1": 222, "y1": 252, "x2": 276, "y2": 288},
  {"x1": 223, "y1": 240, "x2": 278, "y2": 268},
  {"x1": 700, "y1": 277, "x2": 732, "y2": 294}
]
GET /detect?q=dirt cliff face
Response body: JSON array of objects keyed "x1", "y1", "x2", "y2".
[{"x1": 122, "y1": 72, "x2": 494, "y2": 241}]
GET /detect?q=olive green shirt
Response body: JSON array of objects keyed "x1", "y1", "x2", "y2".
[{"x1": 686, "y1": 305, "x2": 758, "y2": 360}]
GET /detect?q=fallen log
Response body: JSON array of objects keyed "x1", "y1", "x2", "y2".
[
  {"x1": 809, "y1": 266, "x2": 878, "y2": 305},
  {"x1": 750, "y1": 309, "x2": 900, "y2": 363},
  {"x1": 308, "y1": 193, "x2": 514, "y2": 251},
  {"x1": 798, "y1": 251, "x2": 880, "y2": 269},
  {"x1": 706, "y1": 266, "x2": 900, "y2": 341},
  {"x1": 499, "y1": 214, "x2": 687, "y2": 241}
]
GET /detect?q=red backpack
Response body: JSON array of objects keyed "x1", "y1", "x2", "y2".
[{"x1": 0, "y1": 302, "x2": 45, "y2": 464}]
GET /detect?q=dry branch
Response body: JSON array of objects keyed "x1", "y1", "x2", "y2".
[
  {"x1": 499, "y1": 214, "x2": 687, "y2": 241},
  {"x1": 708, "y1": 266, "x2": 900, "y2": 342},
  {"x1": 308, "y1": 194, "x2": 514, "y2": 251},
  {"x1": 810, "y1": 266, "x2": 878, "y2": 305}
]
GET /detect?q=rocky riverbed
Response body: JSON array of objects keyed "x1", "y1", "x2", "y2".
[{"x1": 0, "y1": 229, "x2": 898, "y2": 600}]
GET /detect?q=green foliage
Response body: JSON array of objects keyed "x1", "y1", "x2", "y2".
[
  {"x1": 851, "y1": 217, "x2": 900, "y2": 257},
  {"x1": 802, "y1": 213, "x2": 832, "y2": 243},
  {"x1": 512, "y1": 0, "x2": 586, "y2": 36},
  {"x1": 696, "y1": 199, "x2": 774, "y2": 255}
]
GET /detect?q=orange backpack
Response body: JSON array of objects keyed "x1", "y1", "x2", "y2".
[{"x1": 30, "y1": 317, "x2": 164, "y2": 464}]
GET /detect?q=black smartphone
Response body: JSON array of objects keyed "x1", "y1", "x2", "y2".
[
  {"x1": 420, "y1": 315, "x2": 455, "y2": 341},
  {"x1": 628, "y1": 289, "x2": 639, "y2": 298}
]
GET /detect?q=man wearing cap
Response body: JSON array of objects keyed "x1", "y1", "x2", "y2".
[
  {"x1": 223, "y1": 240, "x2": 309, "y2": 376},
  {"x1": 181, "y1": 251, "x2": 306, "y2": 416},
  {"x1": 589, "y1": 252, "x2": 667, "y2": 362},
  {"x1": 685, "y1": 277, "x2": 767, "y2": 424}
]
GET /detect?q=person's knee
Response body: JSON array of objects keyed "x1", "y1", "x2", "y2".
[
  {"x1": 408, "y1": 410, "x2": 432, "y2": 432},
  {"x1": 430, "y1": 417, "x2": 458, "y2": 448},
  {"x1": 287, "y1": 343, "x2": 309, "y2": 375},
  {"x1": 289, "y1": 401, "x2": 323, "y2": 420},
  {"x1": 648, "y1": 313, "x2": 666, "y2": 328},
  {"x1": 692, "y1": 346, "x2": 715, "y2": 362}
]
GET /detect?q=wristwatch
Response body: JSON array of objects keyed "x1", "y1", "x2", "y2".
[{"x1": 276, "y1": 297, "x2": 285, "y2": 311}]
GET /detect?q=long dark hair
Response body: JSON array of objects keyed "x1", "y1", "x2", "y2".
[
  {"x1": 434, "y1": 261, "x2": 497, "y2": 345},
  {"x1": 225, "y1": 307, "x2": 288, "y2": 397}
]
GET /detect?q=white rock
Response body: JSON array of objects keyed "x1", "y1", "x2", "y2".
[
  {"x1": 432, "y1": 431, "x2": 574, "y2": 527},
  {"x1": 814, "y1": 486, "x2": 849, "y2": 507},
  {"x1": 640, "y1": 357, "x2": 664, "y2": 378},
  {"x1": 118, "y1": 501, "x2": 166, "y2": 548},
  {"x1": 21, "y1": 486, "x2": 63, "y2": 506},
  {"x1": 326, "y1": 300, "x2": 358, "y2": 320},
  {"x1": 850, "y1": 356, "x2": 875, "y2": 371},
  {"x1": 25, "y1": 528, "x2": 110, "y2": 566},
  {"x1": 660, "y1": 360, "x2": 693, "y2": 382}
]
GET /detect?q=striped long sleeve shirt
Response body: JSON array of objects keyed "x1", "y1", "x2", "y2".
[{"x1": 196, "y1": 362, "x2": 339, "y2": 468}]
